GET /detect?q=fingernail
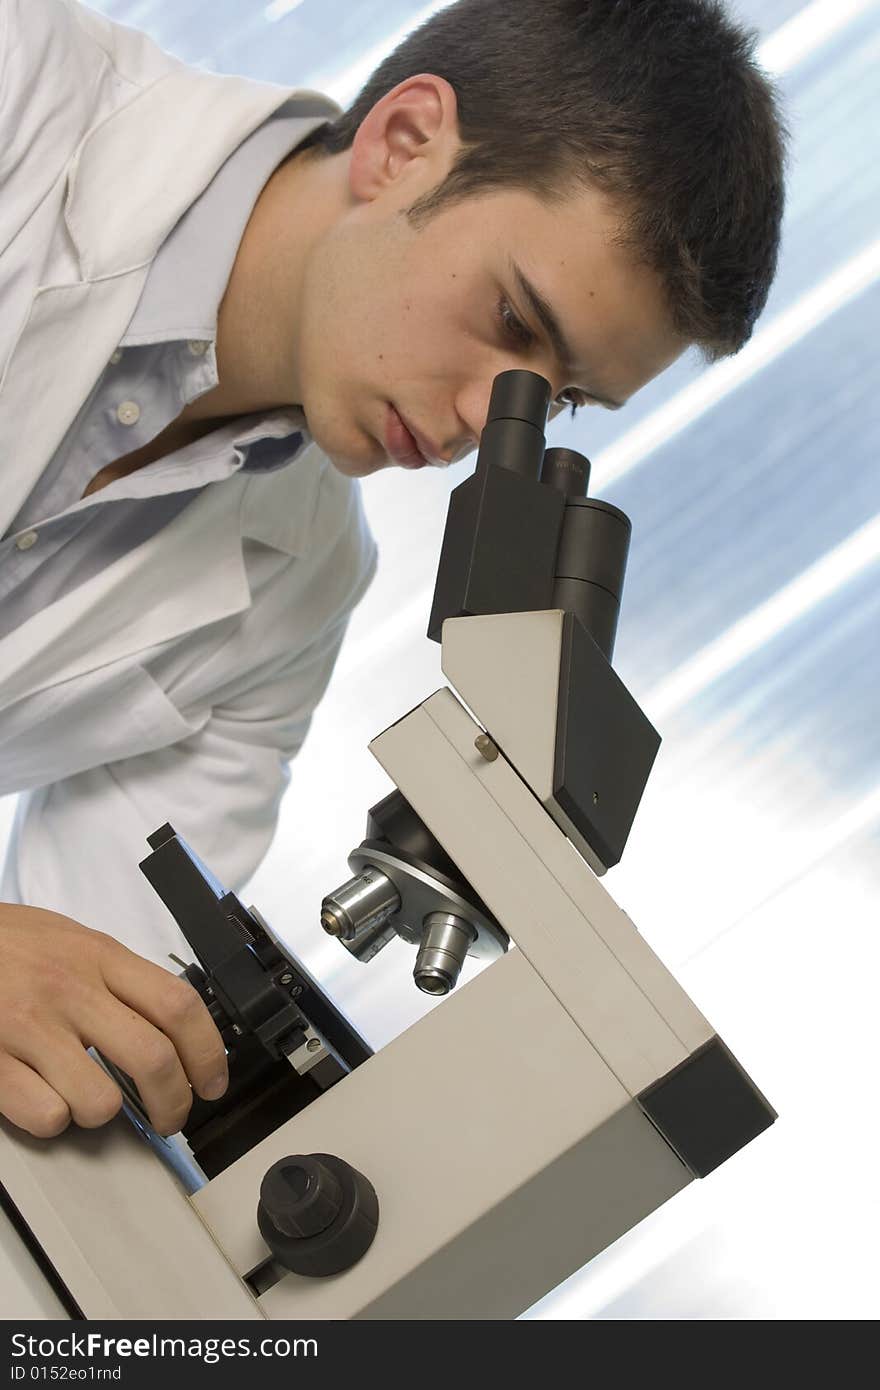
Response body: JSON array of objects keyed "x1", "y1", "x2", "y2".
[{"x1": 203, "y1": 1075, "x2": 228, "y2": 1101}]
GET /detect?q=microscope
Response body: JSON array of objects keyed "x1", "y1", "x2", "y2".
[{"x1": 0, "y1": 372, "x2": 775, "y2": 1320}]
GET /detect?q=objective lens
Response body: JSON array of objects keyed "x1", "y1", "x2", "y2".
[
  {"x1": 320, "y1": 868, "x2": 401, "y2": 963},
  {"x1": 413, "y1": 912, "x2": 477, "y2": 996}
]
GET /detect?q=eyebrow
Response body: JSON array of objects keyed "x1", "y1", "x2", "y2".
[{"x1": 509, "y1": 258, "x2": 625, "y2": 410}]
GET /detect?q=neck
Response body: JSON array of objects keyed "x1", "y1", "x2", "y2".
[{"x1": 181, "y1": 144, "x2": 346, "y2": 425}]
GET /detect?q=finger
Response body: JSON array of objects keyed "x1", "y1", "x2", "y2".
[
  {"x1": 77, "y1": 998, "x2": 196, "y2": 1136},
  {"x1": 99, "y1": 943, "x2": 229, "y2": 1103},
  {"x1": 0, "y1": 1050, "x2": 72, "y2": 1139},
  {"x1": 7, "y1": 1028, "x2": 124, "y2": 1131}
]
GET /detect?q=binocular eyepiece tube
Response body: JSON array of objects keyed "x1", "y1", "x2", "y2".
[
  {"x1": 476, "y1": 371, "x2": 554, "y2": 481},
  {"x1": 480, "y1": 371, "x2": 632, "y2": 661}
]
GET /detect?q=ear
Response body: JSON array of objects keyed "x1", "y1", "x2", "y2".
[{"x1": 348, "y1": 74, "x2": 460, "y2": 203}]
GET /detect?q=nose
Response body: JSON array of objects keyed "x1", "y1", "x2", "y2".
[
  {"x1": 448, "y1": 376, "x2": 498, "y2": 463},
  {"x1": 452, "y1": 358, "x2": 560, "y2": 464}
]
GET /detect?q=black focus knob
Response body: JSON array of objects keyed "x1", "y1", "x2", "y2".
[
  {"x1": 260, "y1": 1155, "x2": 343, "y2": 1238},
  {"x1": 257, "y1": 1153, "x2": 379, "y2": 1277}
]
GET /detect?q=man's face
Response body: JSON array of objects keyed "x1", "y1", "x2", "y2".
[{"x1": 294, "y1": 144, "x2": 685, "y2": 477}]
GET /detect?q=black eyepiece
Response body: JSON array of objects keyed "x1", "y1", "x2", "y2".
[{"x1": 486, "y1": 371, "x2": 552, "y2": 430}]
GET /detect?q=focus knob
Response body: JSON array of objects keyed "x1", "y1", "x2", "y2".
[
  {"x1": 257, "y1": 1153, "x2": 379, "y2": 1276},
  {"x1": 259, "y1": 1155, "x2": 343, "y2": 1238}
]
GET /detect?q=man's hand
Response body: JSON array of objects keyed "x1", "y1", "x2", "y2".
[{"x1": 0, "y1": 904, "x2": 229, "y2": 1139}]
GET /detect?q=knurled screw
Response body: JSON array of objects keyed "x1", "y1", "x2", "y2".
[{"x1": 474, "y1": 733, "x2": 498, "y2": 762}]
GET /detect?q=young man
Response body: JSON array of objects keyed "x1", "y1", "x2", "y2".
[{"x1": 0, "y1": 0, "x2": 785, "y2": 1139}]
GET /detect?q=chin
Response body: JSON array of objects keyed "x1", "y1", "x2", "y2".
[
  {"x1": 304, "y1": 404, "x2": 386, "y2": 478},
  {"x1": 323, "y1": 448, "x2": 388, "y2": 479}
]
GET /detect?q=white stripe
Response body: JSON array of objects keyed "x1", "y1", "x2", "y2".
[
  {"x1": 264, "y1": 0, "x2": 307, "y2": 22},
  {"x1": 757, "y1": 0, "x2": 877, "y2": 76},
  {"x1": 334, "y1": 588, "x2": 436, "y2": 679},
  {"x1": 591, "y1": 240, "x2": 880, "y2": 492},
  {"x1": 683, "y1": 777, "x2": 880, "y2": 964},
  {"x1": 323, "y1": 2, "x2": 454, "y2": 106},
  {"x1": 645, "y1": 510, "x2": 880, "y2": 721}
]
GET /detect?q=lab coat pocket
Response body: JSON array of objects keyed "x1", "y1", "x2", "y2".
[{"x1": 0, "y1": 661, "x2": 205, "y2": 796}]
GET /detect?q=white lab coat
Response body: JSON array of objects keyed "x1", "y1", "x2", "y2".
[{"x1": 0, "y1": 0, "x2": 376, "y2": 963}]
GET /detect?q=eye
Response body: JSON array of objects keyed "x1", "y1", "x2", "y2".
[
  {"x1": 496, "y1": 295, "x2": 535, "y2": 350},
  {"x1": 554, "y1": 388, "x2": 591, "y2": 416},
  {"x1": 497, "y1": 295, "x2": 590, "y2": 416}
]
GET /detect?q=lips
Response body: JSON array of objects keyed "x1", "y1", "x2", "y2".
[{"x1": 384, "y1": 404, "x2": 432, "y2": 469}]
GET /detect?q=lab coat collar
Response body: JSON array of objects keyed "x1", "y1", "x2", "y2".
[{"x1": 64, "y1": 69, "x2": 337, "y2": 282}]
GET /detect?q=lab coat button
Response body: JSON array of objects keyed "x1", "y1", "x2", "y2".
[
  {"x1": 109, "y1": 349, "x2": 123, "y2": 365},
  {"x1": 187, "y1": 340, "x2": 210, "y2": 356},
  {"x1": 117, "y1": 400, "x2": 141, "y2": 426},
  {"x1": 15, "y1": 530, "x2": 39, "y2": 551}
]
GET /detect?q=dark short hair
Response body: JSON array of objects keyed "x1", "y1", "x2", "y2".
[{"x1": 306, "y1": 0, "x2": 787, "y2": 359}]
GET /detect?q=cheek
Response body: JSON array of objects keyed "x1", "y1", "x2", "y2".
[
  {"x1": 298, "y1": 231, "x2": 375, "y2": 375},
  {"x1": 303, "y1": 224, "x2": 477, "y2": 399},
  {"x1": 382, "y1": 292, "x2": 475, "y2": 392}
]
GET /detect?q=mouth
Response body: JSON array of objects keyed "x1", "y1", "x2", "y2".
[{"x1": 384, "y1": 404, "x2": 436, "y2": 469}]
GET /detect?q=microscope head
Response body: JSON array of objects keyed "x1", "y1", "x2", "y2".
[{"x1": 321, "y1": 370, "x2": 659, "y2": 995}]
